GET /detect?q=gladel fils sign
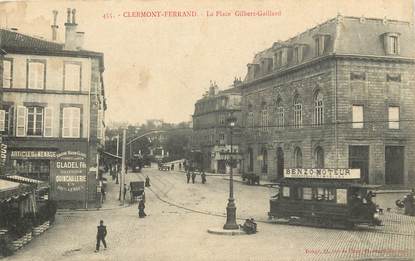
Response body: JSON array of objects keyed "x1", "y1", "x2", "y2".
[
  {"x1": 50, "y1": 151, "x2": 87, "y2": 201},
  {"x1": 284, "y1": 168, "x2": 361, "y2": 179}
]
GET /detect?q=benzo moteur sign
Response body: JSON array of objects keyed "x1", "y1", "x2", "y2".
[
  {"x1": 284, "y1": 168, "x2": 361, "y2": 179},
  {"x1": 50, "y1": 151, "x2": 87, "y2": 201}
]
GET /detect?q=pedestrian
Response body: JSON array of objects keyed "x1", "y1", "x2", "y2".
[
  {"x1": 123, "y1": 184, "x2": 128, "y2": 201},
  {"x1": 145, "y1": 176, "x2": 151, "y2": 187},
  {"x1": 95, "y1": 220, "x2": 107, "y2": 252},
  {"x1": 125, "y1": 163, "x2": 128, "y2": 174},
  {"x1": 191, "y1": 171, "x2": 196, "y2": 184},
  {"x1": 138, "y1": 199, "x2": 146, "y2": 218},
  {"x1": 101, "y1": 186, "x2": 106, "y2": 202},
  {"x1": 186, "y1": 171, "x2": 190, "y2": 184},
  {"x1": 201, "y1": 171, "x2": 206, "y2": 184}
]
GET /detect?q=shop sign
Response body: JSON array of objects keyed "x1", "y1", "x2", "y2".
[
  {"x1": 10, "y1": 150, "x2": 56, "y2": 159},
  {"x1": 0, "y1": 142, "x2": 7, "y2": 168},
  {"x1": 50, "y1": 151, "x2": 87, "y2": 201},
  {"x1": 284, "y1": 168, "x2": 361, "y2": 179}
]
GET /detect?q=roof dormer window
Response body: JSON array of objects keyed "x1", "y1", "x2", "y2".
[
  {"x1": 383, "y1": 32, "x2": 400, "y2": 55},
  {"x1": 293, "y1": 44, "x2": 306, "y2": 64},
  {"x1": 313, "y1": 34, "x2": 330, "y2": 56}
]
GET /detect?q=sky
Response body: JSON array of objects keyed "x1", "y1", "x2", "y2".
[{"x1": 0, "y1": 0, "x2": 413, "y2": 125}]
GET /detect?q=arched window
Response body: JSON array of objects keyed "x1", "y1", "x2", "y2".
[
  {"x1": 314, "y1": 146, "x2": 324, "y2": 168},
  {"x1": 294, "y1": 147, "x2": 302, "y2": 168},
  {"x1": 276, "y1": 97, "x2": 284, "y2": 128},
  {"x1": 293, "y1": 94, "x2": 302, "y2": 128},
  {"x1": 314, "y1": 91, "x2": 324, "y2": 126}
]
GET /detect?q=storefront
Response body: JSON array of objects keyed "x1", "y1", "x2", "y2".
[{"x1": 9, "y1": 150, "x2": 57, "y2": 182}]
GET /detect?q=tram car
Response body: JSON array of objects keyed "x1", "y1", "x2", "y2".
[
  {"x1": 268, "y1": 168, "x2": 382, "y2": 229},
  {"x1": 130, "y1": 181, "x2": 145, "y2": 203}
]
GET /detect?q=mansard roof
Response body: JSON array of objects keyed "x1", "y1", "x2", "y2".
[{"x1": 249, "y1": 15, "x2": 415, "y2": 65}]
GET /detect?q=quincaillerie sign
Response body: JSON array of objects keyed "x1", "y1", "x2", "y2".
[
  {"x1": 50, "y1": 151, "x2": 87, "y2": 201},
  {"x1": 284, "y1": 168, "x2": 361, "y2": 179}
]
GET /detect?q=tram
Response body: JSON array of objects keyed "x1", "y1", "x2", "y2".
[{"x1": 268, "y1": 168, "x2": 382, "y2": 229}]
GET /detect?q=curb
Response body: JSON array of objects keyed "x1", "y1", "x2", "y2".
[{"x1": 207, "y1": 228, "x2": 246, "y2": 236}]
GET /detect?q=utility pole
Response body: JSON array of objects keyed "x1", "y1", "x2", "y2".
[{"x1": 121, "y1": 129, "x2": 126, "y2": 206}]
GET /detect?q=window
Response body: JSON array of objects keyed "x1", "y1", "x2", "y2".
[
  {"x1": 0, "y1": 110, "x2": 5, "y2": 131},
  {"x1": 64, "y1": 63, "x2": 81, "y2": 91},
  {"x1": 28, "y1": 61, "x2": 45, "y2": 89},
  {"x1": 302, "y1": 187, "x2": 312, "y2": 200},
  {"x1": 247, "y1": 111, "x2": 254, "y2": 128},
  {"x1": 388, "y1": 106, "x2": 399, "y2": 129},
  {"x1": 3, "y1": 59, "x2": 12, "y2": 88},
  {"x1": 44, "y1": 107, "x2": 53, "y2": 137},
  {"x1": 352, "y1": 105, "x2": 364, "y2": 128},
  {"x1": 336, "y1": 189, "x2": 347, "y2": 204},
  {"x1": 261, "y1": 109, "x2": 269, "y2": 132},
  {"x1": 294, "y1": 147, "x2": 302, "y2": 168},
  {"x1": 293, "y1": 95, "x2": 302, "y2": 128},
  {"x1": 16, "y1": 106, "x2": 27, "y2": 137},
  {"x1": 313, "y1": 91, "x2": 324, "y2": 126},
  {"x1": 282, "y1": 187, "x2": 290, "y2": 198},
  {"x1": 314, "y1": 147, "x2": 324, "y2": 168},
  {"x1": 62, "y1": 107, "x2": 81, "y2": 138},
  {"x1": 276, "y1": 98, "x2": 284, "y2": 129},
  {"x1": 219, "y1": 133, "x2": 225, "y2": 145},
  {"x1": 315, "y1": 187, "x2": 335, "y2": 201},
  {"x1": 314, "y1": 35, "x2": 328, "y2": 56},
  {"x1": 293, "y1": 46, "x2": 303, "y2": 63},
  {"x1": 383, "y1": 33, "x2": 400, "y2": 55},
  {"x1": 389, "y1": 36, "x2": 399, "y2": 55},
  {"x1": 219, "y1": 114, "x2": 226, "y2": 125},
  {"x1": 27, "y1": 107, "x2": 44, "y2": 136}
]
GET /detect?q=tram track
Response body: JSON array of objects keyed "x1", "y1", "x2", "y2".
[{"x1": 133, "y1": 169, "x2": 415, "y2": 237}]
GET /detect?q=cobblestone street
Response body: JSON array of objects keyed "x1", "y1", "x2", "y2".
[{"x1": 4, "y1": 167, "x2": 415, "y2": 261}]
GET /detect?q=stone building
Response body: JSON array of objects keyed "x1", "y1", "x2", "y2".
[
  {"x1": 192, "y1": 81, "x2": 242, "y2": 173},
  {"x1": 240, "y1": 15, "x2": 415, "y2": 187},
  {"x1": 0, "y1": 9, "x2": 107, "y2": 208}
]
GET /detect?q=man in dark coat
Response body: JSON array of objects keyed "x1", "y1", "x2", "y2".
[
  {"x1": 191, "y1": 171, "x2": 196, "y2": 184},
  {"x1": 186, "y1": 171, "x2": 191, "y2": 184},
  {"x1": 95, "y1": 220, "x2": 107, "y2": 252},
  {"x1": 138, "y1": 199, "x2": 147, "y2": 218},
  {"x1": 145, "y1": 176, "x2": 151, "y2": 187}
]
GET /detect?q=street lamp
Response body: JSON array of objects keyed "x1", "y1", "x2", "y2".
[{"x1": 223, "y1": 114, "x2": 239, "y2": 230}]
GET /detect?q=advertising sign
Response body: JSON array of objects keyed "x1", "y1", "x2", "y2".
[
  {"x1": 50, "y1": 151, "x2": 87, "y2": 201},
  {"x1": 284, "y1": 168, "x2": 361, "y2": 179}
]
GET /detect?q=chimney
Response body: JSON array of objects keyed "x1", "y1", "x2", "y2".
[
  {"x1": 51, "y1": 10, "x2": 59, "y2": 41},
  {"x1": 64, "y1": 8, "x2": 78, "y2": 50},
  {"x1": 75, "y1": 32, "x2": 84, "y2": 50}
]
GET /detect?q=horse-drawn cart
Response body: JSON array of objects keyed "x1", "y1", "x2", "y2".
[{"x1": 130, "y1": 181, "x2": 145, "y2": 203}]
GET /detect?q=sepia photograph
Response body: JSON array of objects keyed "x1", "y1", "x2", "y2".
[{"x1": 0, "y1": 0, "x2": 415, "y2": 260}]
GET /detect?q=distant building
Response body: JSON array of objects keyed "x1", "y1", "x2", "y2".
[
  {"x1": 192, "y1": 81, "x2": 242, "y2": 173},
  {"x1": 239, "y1": 15, "x2": 415, "y2": 187},
  {"x1": 0, "y1": 9, "x2": 107, "y2": 208}
]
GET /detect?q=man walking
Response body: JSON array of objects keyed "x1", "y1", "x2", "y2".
[
  {"x1": 186, "y1": 170, "x2": 191, "y2": 184},
  {"x1": 95, "y1": 220, "x2": 107, "y2": 252},
  {"x1": 191, "y1": 171, "x2": 196, "y2": 184},
  {"x1": 123, "y1": 184, "x2": 128, "y2": 201}
]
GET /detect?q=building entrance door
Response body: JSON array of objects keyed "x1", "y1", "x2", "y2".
[
  {"x1": 385, "y1": 146, "x2": 404, "y2": 185},
  {"x1": 276, "y1": 147, "x2": 284, "y2": 179},
  {"x1": 217, "y1": 160, "x2": 226, "y2": 174},
  {"x1": 349, "y1": 146, "x2": 369, "y2": 183}
]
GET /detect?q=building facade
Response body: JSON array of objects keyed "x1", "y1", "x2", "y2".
[
  {"x1": 240, "y1": 15, "x2": 415, "y2": 187},
  {"x1": 0, "y1": 9, "x2": 107, "y2": 208},
  {"x1": 192, "y1": 81, "x2": 242, "y2": 173}
]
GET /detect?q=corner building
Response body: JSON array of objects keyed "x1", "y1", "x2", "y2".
[
  {"x1": 0, "y1": 9, "x2": 106, "y2": 208},
  {"x1": 240, "y1": 15, "x2": 415, "y2": 187},
  {"x1": 192, "y1": 82, "x2": 242, "y2": 174}
]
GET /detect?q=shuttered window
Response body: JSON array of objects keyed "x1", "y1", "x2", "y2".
[
  {"x1": 44, "y1": 107, "x2": 53, "y2": 137},
  {"x1": 62, "y1": 107, "x2": 80, "y2": 138},
  {"x1": 16, "y1": 106, "x2": 27, "y2": 137},
  {"x1": 28, "y1": 62, "x2": 45, "y2": 89},
  {"x1": 352, "y1": 105, "x2": 364, "y2": 128},
  {"x1": 0, "y1": 110, "x2": 5, "y2": 131},
  {"x1": 3, "y1": 60, "x2": 12, "y2": 88}
]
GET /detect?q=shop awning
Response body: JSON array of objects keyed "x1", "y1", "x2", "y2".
[
  {"x1": 4, "y1": 175, "x2": 49, "y2": 194},
  {"x1": 102, "y1": 151, "x2": 122, "y2": 159},
  {"x1": 0, "y1": 180, "x2": 33, "y2": 203}
]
